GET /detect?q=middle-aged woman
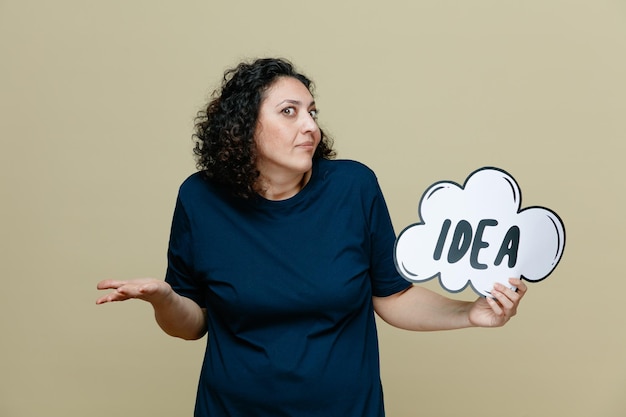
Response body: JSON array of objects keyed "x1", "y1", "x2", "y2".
[{"x1": 96, "y1": 57, "x2": 527, "y2": 416}]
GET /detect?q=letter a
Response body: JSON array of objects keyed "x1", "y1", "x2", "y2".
[{"x1": 494, "y1": 226, "x2": 520, "y2": 268}]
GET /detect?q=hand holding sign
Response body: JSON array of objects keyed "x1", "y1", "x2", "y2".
[{"x1": 394, "y1": 167, "x2": 565, "y2": 297}]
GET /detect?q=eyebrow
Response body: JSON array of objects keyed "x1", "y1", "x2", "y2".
[{"x1": 275, "y1": 99, "x2": 316, "y2": 108}]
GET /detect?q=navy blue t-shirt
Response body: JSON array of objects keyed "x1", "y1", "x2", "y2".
[{"x1": 165, "y1": 159, "x2": 411, "y2": 416}]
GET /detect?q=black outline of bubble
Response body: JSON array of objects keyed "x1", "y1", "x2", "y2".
[{"x1": 393, "y1": 166, "x2": 567, "y2": 297}]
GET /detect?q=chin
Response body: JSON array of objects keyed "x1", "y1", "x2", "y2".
[{"x1": 298, "y1": 160, "x2": 314, "y2": 173}]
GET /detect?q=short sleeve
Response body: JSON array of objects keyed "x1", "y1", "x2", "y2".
[
  {"x1": 164, "y1": 195, "x2": 207, "y2": 308},
  {"x1": 367, "y1": 177, "x2": 412, "y2": 297}
]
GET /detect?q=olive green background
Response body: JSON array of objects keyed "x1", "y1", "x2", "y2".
[{"x1": 1, "y1": 1, "x2": 624, "y2": 416}]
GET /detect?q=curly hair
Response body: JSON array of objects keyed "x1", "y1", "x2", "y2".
[{"x1": 193, "y1": 58, "x2": 336, "y2": 199}]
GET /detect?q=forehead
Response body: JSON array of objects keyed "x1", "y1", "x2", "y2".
[{"x1": 261, "y1": 77, "x2": 313, "y2": 103}]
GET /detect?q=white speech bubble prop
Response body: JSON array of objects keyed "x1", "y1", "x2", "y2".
[{"x1": 394, "y1": 167, "x2": 565, "y2": 297}]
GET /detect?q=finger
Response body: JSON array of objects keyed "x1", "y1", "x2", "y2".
[
  {"x1": 95, "y1": 291, "x2": 123, "y2": 305},
  {"x1": 496, "y1": 280, "x2": 524, "y2": 301},
  {"x1": 509, "y1": 278, "x2": 528, "y2": 296},
  {"x1": 490, "y1": 288, "x2": 513, "y2": 310},
  {"x1": 95, "y1": 287, "x2": 135, "y2": 304},
  {"x1": 96, "y1": 279, "x2": 126, "y2": 290},
  {"x1": 485, "y1": 296, "x2": 503, "y2": 316},
  {"x1": 95, "y1": 295, "x2": 109, "y2": 305},
  {"x1": 137, "y1": 282, "x2": 159, "y2": 296}
]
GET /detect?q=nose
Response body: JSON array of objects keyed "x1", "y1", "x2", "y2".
[{"x1": 301, "y1": 113, "x2": 318, "y2": 134}]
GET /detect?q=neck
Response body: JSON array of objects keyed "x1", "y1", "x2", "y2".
[{"x1": 257, "y1": 170, "x2": 311, "y2": 201}]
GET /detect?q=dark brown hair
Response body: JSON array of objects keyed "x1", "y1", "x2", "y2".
[{"x1": 193, "y1": 58, "x2": 335, "y2": 199}]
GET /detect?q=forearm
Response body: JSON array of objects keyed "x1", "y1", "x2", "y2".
[
  {"x1": 152, "y1": 292, "x2": 207, "y2": 340},
  {"x1": 373, "y1": 285, "x2": 474, "y2": 331}
]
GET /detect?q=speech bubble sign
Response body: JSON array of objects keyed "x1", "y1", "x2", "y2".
[{"x1": 394, "y1": 167, "x2": 566, "y2": 297}]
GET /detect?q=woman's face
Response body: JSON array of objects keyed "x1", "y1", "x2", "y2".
[{"x1": 253, "y1": 76, "x2": 321, "y2": 181}]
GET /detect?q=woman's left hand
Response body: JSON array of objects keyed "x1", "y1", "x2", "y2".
[{"x1": 469, "y1": 278, "x2": 527, "y2": 328}]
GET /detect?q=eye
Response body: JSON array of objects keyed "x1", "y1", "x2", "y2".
[
  {"x1": 309, "y1": 109, "x2": 319, "y2": 119},
  {"x1": 282, "y1": 107, "x2": 296, "y2": 116}
]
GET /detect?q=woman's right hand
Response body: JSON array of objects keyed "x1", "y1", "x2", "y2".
[
  {"x1": 96, "y1": 278, "x2": 207, "y2": 340},
  {"x1": 96, "y1": 278, "x2": 173, "y2": 306}
]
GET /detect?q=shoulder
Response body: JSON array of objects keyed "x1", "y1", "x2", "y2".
[
  {"x1": 176, "y1": 172, "x2": 249, "y2": 216},
  {"x1": 314, "y1": 159, "x2": 383, "y2": 204},
  {"x1": 175, "y1": 172, "x2": 228, "y2": 207},
  {"x1": 317, "y1": 159, "x2": 378, "y2": 183},
  {"x1": 177, "y1": 172, "x2": 208, "y2": 197}
]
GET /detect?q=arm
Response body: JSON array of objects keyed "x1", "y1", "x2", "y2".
[
  {"x1": 373, "y1": 278, "x2": 527, "y2": 331},
  {"x1": 96, "y1": 278, "x2": 207, "y2": 340}
]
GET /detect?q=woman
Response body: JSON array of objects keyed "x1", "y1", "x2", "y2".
[{"x1": 96, "y1": 58, "x2": 526, "y2": 416}]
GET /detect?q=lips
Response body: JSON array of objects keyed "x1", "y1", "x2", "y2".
[{"x1": 296, "y1": 142, "x2": 315, "y2": 150}]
